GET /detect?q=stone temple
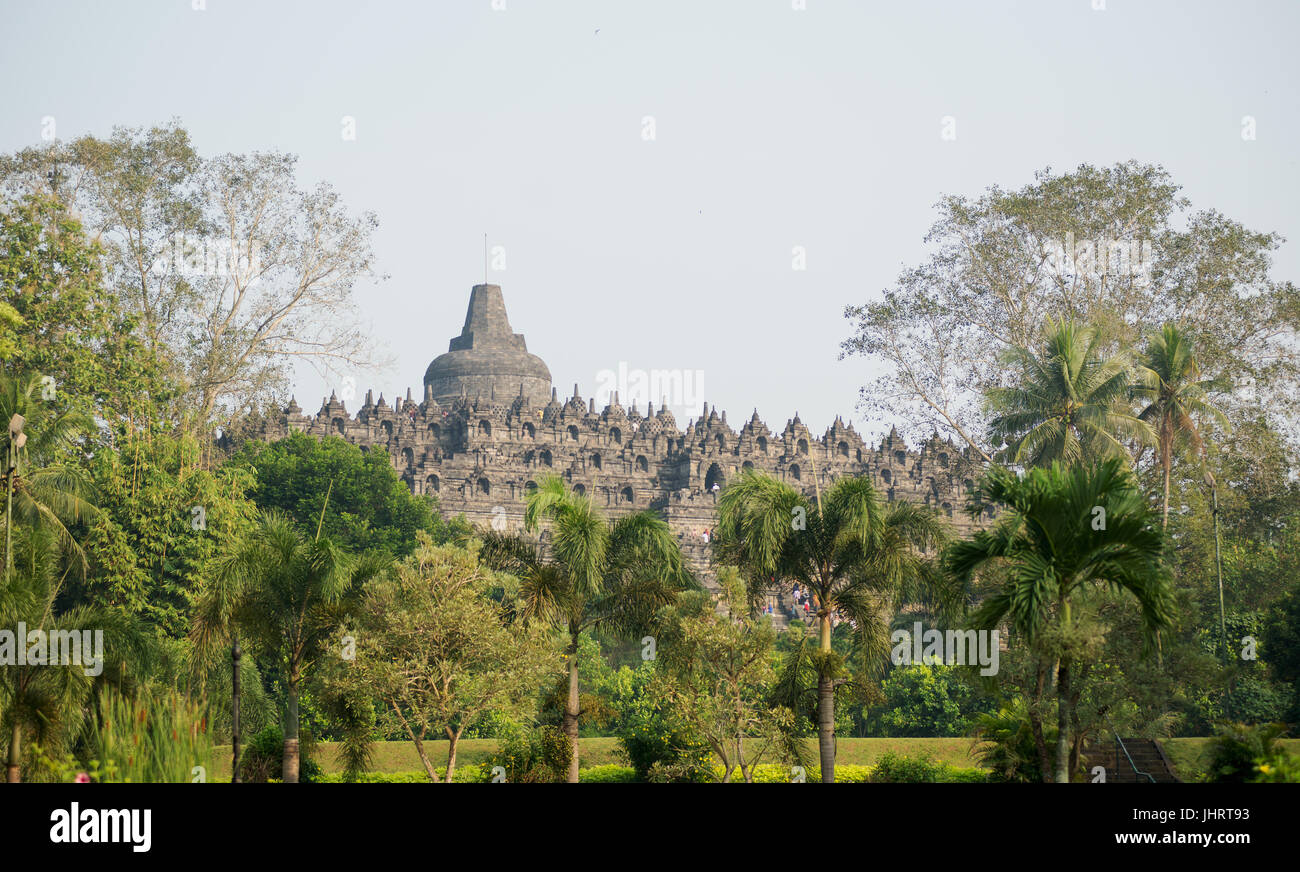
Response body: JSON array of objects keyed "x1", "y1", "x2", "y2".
[{"x1": 267, "y1": 283, "x2": 988, "y2": 606}]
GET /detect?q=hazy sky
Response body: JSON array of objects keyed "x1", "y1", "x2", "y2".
[{"x1": 3, "y1": 0, "x2": 1297, "y2": 439}]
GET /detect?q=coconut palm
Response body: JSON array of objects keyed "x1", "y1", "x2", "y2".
[
  {"x1": 986, "y1": 318, "x2": 1153, "y2": 468},
  {"x1": 945, "y1": 459, "x2": 1172, "y2": 782},
  {"x1": 478, "y1": 475, "x2": 693, "y2": 782},
  {"x1": 713, "y1": 470, "x2": 948, "y2": 782},
  {"x1": 193, "y1": 510, "x2": 389, "y2": 782},
  {"x1": 1132, "y1": 323, "x2": 1229, "y2": 529}
]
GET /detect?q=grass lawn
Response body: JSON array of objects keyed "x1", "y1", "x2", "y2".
[
  {"x1": 207, "y1": 736, "x2": 986, "y2": 780},
  {"x1": 206, "y1": 736, "x2": 1300, "y2": 781}
]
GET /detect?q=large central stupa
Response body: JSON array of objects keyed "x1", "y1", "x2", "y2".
[{"x1": 422, "y1": 284, "x2": 552, "y2": 406}]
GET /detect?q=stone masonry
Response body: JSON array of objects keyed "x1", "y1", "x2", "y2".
[{"x1": 264, "y1": 284, "x2": 990, "y2": 598}]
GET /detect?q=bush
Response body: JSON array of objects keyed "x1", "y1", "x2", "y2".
[
  {"x1": 481, "y1": 724, "x2": 572, "y2": 783},
  {"x1": 239, "y1": 725, "x2": 321, "y2": 783},
  {"x1": 972, "y1": 702, "x2": 1053, "y2": 783},
  {"x1": 1207, "y1": 722, "x2": 1288, "y2": 783},
  {"x1": 614, "y1": 670, "x2": 712, "y2": 783},
  {"x1": 1252, "y1": 750, "x2": 1300, "y2": 783},
  {"x1": 869, "y1": 751, "x2": 946, "y2": 783}
]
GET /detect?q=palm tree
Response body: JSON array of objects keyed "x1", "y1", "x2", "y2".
[
  {"x1": 945, "y1": 459, "x2": 1172, "y2": 782},
  {"x1": 193, "y1": 510, "x2": 388, "y2": 782},
  {"x1": 0, "y1": 371, "x2": 98, "y2": 574},
  {"x1": 713, "y1": 470, "x2": 947, "y2": 782},
  {"x1": 478, "y1": 475, "x2": 693, "y2": 782},
  {"x1": 986, "y1": 318, "x2": 1153, "y2": 467},
  {"x1": 1132, "y1": 323, "x2": 1229, "y2": 529},
  {"x1": 0, "y1": 524, "x2": 145, "y2": 781},
  {"x1": 2, "y1": 525, "x2": 95, "y2": 781}
]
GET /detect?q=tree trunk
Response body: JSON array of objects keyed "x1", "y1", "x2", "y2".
[
  {"x1": 563, "y1": 632, "x2": 580, "y2": 783},
  {"x1": 411, "y1": 733, "x2": 439, "y2": 783},
  {"x1": 817, "y1": 611, "x2": 835, "y2": 783},
  {"x1": 283, "y1": 678, "x2": 300, "y2": 784},
  {"x1": 445, "y1": 729, "x2": 461, "y2": 784},
  {"x1": 1161, "y1": 453, "x2": 1172, "y2": 530},
  {"x1": 6, "y1": 720, "x2": 21, "y2": 783},
  {"x1": 1054, "y1": 657, "x2": 1071, "y2": 784},
  {"x1": 1030, "y1": 659, "x2": 1053, "y2": 783}
]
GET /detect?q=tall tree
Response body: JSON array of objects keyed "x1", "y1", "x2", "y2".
[
  {"x1": 985, "y1": 318, "x2": 1153, "y2": 467},
  {"x1": 0, "y1": 194, "x2": 166, "y2": 427},
  {"x1": 945, "y1": 459, "x2": 1172, "y2": 782},
  {"x1": 713, "y1": 470, "x2": 947, "y2": 782},
  {"x1": 1133, "y1": 323, "x2": 1229, "y2": 529},
  {"x1": 842, "y1": 162, "x2": 1299, "y2": 455},
  {"x1": 478, "y1": 475, "x2": 693, "y2": 782},
  {"x1": 1, "y1": 123, "x2": 386, "y2": 430},
  {"x1": 193, "y1": 511, "x2": 388, "y2": 782}
]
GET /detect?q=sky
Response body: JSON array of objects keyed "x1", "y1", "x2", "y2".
[{"x1": 2, "y1": 0, "x2": 1297, "y2": 439}]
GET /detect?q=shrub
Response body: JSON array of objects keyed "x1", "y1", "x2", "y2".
[
  {"x1": 1252, "y1": 751, "x2": 1300, "y2": 783},
  {"x1": 481, "y1": 724, "x2": 572, "y2": 783},
  {"x1": 972, "y1": 702, "x2": 1053, "y2": 783},
  {"x1": 869, "y1": 751, "x2": 946, "y2": 783},
  {"x1": 1207, "y1": 722, "x2": 1288, "y2": 783},
  {"x1": 239, "y1": 725, "x2": 321, "y2": 783}
]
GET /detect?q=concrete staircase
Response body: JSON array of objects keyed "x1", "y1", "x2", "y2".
[{"x1": 1081, "y1": 738, "x2": 1181, "y2": 783}]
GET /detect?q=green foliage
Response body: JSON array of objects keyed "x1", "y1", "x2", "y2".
[
  {"x1": 986, "y1": 318, "x2": 1152, "y2": 466},
  {"x1": 579, "y1": 764, "x2": 639, "y2": 783},
  {"x1": 478, "y1": 475, "x2": 694, "y2": 778},
  {"x1": 239, "y1": 724, "x2": 321, "y2": 783},
  {"x1": 869, "y1": 664, "x2": 992, "y2": 737},
  {"x1": 842, "y1": 161, "x2": 1300, "y2": 457},
  {"x1": 332, "y1": 534, "x2": 556, "y2": 782},
  {"x1": 192, "y1": 510, "x2": 389, "y2": 782},
  {"x1": 650, "y1": 583, "x2": 804, "y2": 781},
  {"x1": 0, "y1": 369, "x2": 99, "y2": 572},
  {"x1": 1252, "y1": 750, "x2": 1300, "y2": 783},
  {"x1": 232, "y1": 432, "x2": 446, "y2": 558},
  {"x1": 1221, "y1": 677, "x2": 1293, "y2": 725},
  {"x1": 1206, "y1": 722, "x2": 1288, "y2": 784},
  {"x1": 869, "y1": 751, "x2": 943, "y2": 783},
  {"x1": 0, "y1": 193, "x2": 168, "y2": 423},
  {"x1": 77, "y1": 432, "x2": 257, "y2": 637},
  {"x1": 481, "y1": 723, "x2": 572, "y2": 783},
  {"x1": 972, "y1": 701, "x2": 1054, "y2": 783},
  {"x1": 84, "y1": 685, "x2": 212, "y2": 783},
  {"x1": 610, "y1": 664, "x2": 713, "y2": 782},
  {"x1": 3, "y1": 122, "x2": 382, "y2": 428}
]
